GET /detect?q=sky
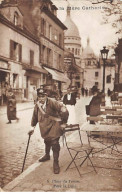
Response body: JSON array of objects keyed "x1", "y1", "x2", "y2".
[{"x1": 52, "y1": 0, "x2": 121, "y2": 57}]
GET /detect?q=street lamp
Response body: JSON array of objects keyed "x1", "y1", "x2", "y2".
[{"x1": 100, "y1": 46, "x2": 109, "y2": 93}]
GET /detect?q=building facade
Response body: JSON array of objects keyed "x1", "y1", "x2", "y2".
[
  {"x1": 0, "y1": 0, "x2": 69, "y2": 104},
  {"x1": 81, "y1": 38, "x2": 115, "y2": 94}
]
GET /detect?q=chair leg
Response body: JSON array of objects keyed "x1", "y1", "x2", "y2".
[
  {"x1": 65, "y1": 152, "x2": 82, "y2": 177},
  {"x1": 85, "y1": 150, "x2": 97, "y2": 173}
]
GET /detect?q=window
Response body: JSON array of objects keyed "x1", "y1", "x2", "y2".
[
  {"x1": 68, "y1": 48, "x2": 70, "y2": 51},
  {"x1": 75, "y1": 75, "x2": 80, "y2": 80},
  {"x1": 75, "y1": 48, "x2": 77, "y2": 55},
  {"x1": 95, "y1": 72, "x2": 99, "y2": 77},
  {"x1": 59, "y1": 34, "x2": 62, "y2": 47},
  {"x1": 59, "y1": 54, "x2": 61, "y2": 69},
  {"x1": 88, "y1": 61, "x2": 91, "y2": 65},
  {"x1": 30, "y1": 50, "x2": 34, "y2": 66},
  {"x1": 95, "y1": 82, "x2": 98, "y2": 86},
  {"x1": 78, "y1": 49, "x2": 80, "y2": 55},
  {"x1": 14, "y1": 12, "x2": 18, "y2": 26},
  {"x1": 49, "y1": 25, "x2": 52, "y2": 40},
  {"x1": 72, "y1": 48, "x2": 74, "y2": 53},
  {"x1": 10, "y1": 40, "x2": 22, "y2": 62},
  {"x1": 47, "y1": 48, "x2": 52, "y2": 66},
  {"x1": 106, "y1": 75, "x2": 111, "y2": 83},
  {"x1": 42, "y1": 45, "x2": 45, "y2": 63}
]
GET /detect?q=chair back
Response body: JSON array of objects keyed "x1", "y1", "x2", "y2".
[{"x1": 64, "y1": 124, "x2": 83, "y2": 147}]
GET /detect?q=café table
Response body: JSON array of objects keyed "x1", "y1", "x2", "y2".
[{"x1": 80, "y1": 122, "x2": 122, "y2": 156}]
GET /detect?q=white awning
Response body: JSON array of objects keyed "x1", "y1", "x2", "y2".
[
  {"x1": 0, "y1": 68, "x2": 10, "y2": 73},
  {"x1": 44, "y1": 67, "x2": 70, "y2": 83}
]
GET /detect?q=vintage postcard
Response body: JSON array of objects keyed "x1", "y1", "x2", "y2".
[{"x1": 0, "y1": 0, "x2": 122, "y2": 192}]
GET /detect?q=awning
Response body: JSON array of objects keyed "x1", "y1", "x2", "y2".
[
  {"x1": 0, "y1": 68, "x2": 10, "y2": 73},
  {"x1": 44, "y1": 67, "x2": 70, "y2": 83}
]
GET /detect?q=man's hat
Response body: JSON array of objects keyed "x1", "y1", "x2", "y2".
[{"x1": 37, "y1": 86, "x2": 47, "y2": 96}]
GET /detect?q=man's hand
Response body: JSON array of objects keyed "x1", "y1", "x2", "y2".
[
  {"x1": 28, "y1": 130, "x2": 34, "y2": 136},
  {"x1": 60, "y1": 123, "x2": 67, "y2": 130}
]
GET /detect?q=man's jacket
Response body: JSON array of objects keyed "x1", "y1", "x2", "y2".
[{"x1": 31, "y1": 98, "x2": 69, "y2": 140}]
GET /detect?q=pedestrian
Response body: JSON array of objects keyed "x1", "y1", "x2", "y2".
[
  {"x1": 6, "y1": 88, "x2": 19, "y2": 124},
  {"x1": 28, "y1": 87, "x2": 69, "y2": 174},
  {"x1": 88, "y1": 88, "x2": 101, "y2": 124},
  {"x1": 81, "y1": 87, "x2": 84, "y2": 96},
  {"x1": 63, "y1": 86, "x2": 77, "y2": 125},
  {"x1": 32, "y1": 86, "x2": 37, "y2": 104},
  {"x1": 107, "y1": 88, "x2": 111, "y2": 97},
  {"x1": 85, "y1": 88, "x2": 88, "y2": 96}
]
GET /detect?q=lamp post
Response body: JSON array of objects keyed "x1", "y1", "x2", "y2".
[{"x1": 100, "y1": 46, "x2": 109, "y2": 93}]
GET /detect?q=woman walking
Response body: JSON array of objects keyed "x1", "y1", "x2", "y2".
[{"x1": 6, "y1": 88, "x2": 19, "y2": 124}]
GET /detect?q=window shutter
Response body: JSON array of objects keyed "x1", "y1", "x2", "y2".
[
  {"x1": 10, "y1": 40, "x2": 14, "y2": 59},
  {"x1": 19, "y1": 44, "x2": 22, "y2": 62}
]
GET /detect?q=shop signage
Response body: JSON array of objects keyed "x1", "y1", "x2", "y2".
[{"x1": 0, "y1": 61, "x2": 9, "y2": 70}]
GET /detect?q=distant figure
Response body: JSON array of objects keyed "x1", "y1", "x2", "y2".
[
  {"x1": 6, "y1": 88, "x2": 19, "y2": 124},
  {"x1": 110, "y1": 91, "x2": 118, "y2": 102},
  {"x1": 81, "y1": 87, "x2": 84, "y2": 96},
  {"x1": 32, "y1": 87, "x2": 37, "y2": 104},
  {"x1": 63, "y1": 86, "x2": 77, "y2": 124},
  {"x1": 85, "y1": 88, "x2": 88, "y2": 96},
  {"x1": 88, "y1": 88, "x2": 101, "y2": 124},
  {"x1": 107, "y1": 88, "x2": 111, "y2": 96}
]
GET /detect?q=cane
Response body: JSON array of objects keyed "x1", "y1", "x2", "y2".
[{"x1": 21, "y1": 127, "x2": 35, "y2": 173}]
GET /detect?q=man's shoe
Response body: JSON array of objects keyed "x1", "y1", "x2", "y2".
[
  {"x1": 6, "y1": 121, "x2": 11, "y2": 124},
  {"x1": 39, "y1": 154, "x2": 50, "y2": 162},
  {"x1": 53, "y1": 161, "x2": 60, "y2": 174}
]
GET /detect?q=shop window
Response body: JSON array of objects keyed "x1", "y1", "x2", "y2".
[
  {"x1": 106, "y1": 75, "x2": 111, "y2": 83},
  {"x1": 95, "y1": 72, "x2": 99, "y2": 77},
  {"x1": 30, "y1": 50, "x2": 34, "y2": 66},
  {"x1": 13, "y1": 74, "x2": 18, "y2": 88},
  {"x1": 10, "y1": 40, "x2": 22, "y2": 62},
  {"x1": 14, "y1": 11, "x2": 19, "y2": 26}
]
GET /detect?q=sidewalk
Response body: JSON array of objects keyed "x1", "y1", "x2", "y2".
[
  {"x1": 3, "y1": 131, "x2": 122, "y2": 192},
  {"x1": 0, "y1": 101, "x2": 34, "y2": 115}
]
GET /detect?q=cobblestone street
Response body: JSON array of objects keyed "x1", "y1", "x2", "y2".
[{"x1": 0, "y1": 97, "x2": 90, "y2": 188}]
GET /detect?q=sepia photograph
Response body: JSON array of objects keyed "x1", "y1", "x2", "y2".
[{"x1": 0, "y1": 0, "x2": 122, "y2": 192}]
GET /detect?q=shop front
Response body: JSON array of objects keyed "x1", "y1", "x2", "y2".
[
  {"x1": 0, "y1": 60, "x2": 10, "y2": 105},
  {"x1": 44, "y1": 66, "x2": 71, "y2": 98},
  {"x1": 24, "y1": 66, "x2": 48, "y2": 100}
]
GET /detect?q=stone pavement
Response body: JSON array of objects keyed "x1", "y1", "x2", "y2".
[{"x1": 3, "y1": 129, "x2": 122, "y2": 192}]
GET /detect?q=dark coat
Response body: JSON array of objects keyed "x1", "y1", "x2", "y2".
[
  {"x1": 7, "y1": 95, "x2": 17, "y2": 120},
  {"x1": 89, "y1": 95, "x2": 101, "y2": 116},
  {"x1": 31, "y1": 98, "x2": 69, "y2": 140},
  {"x1": 63, "y1": 93, "x2": 76, "y2": 106}
]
